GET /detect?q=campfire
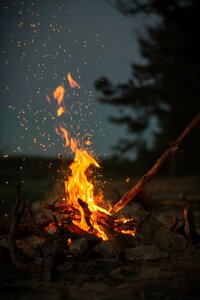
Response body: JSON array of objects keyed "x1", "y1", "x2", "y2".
[
  {"x1": 43, "y1": 72, "x2": 137, "y2": 242},
  {"x1": 1, "y1": 72, "x2": 200, "y2": 271}
]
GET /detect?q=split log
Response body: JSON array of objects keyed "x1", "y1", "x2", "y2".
[
  {"x1": 111, "y1": 113, "x2": 200, "y2": 214},
  {"x1": 78, "y1": 198, "x2": 93, "y2": 228},
  {"x1": 42, "y1": 201, "x2": 80, "y2": 217},
  {"x1": 184, "y1": 206, "x2": 197, "y2": 243}
]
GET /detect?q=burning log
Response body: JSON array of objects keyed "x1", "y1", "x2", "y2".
[
  {"x1": 42, "y1": 201, "x2": 80, "y2": 218},
  {"x1": 111, "y1": 113, "x2": 200, "y2": 214},
  {"x1": 78, "y1": 198, "x2": 93, "y2": 228}
]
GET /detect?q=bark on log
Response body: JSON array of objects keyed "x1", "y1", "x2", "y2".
[{"x1": 111, "y1": 113, "x2": 200, "y2": 214}]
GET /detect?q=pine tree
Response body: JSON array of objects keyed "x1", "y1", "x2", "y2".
[{"x1": 95, "y1": 0, "x2": 200, "y2": 173}]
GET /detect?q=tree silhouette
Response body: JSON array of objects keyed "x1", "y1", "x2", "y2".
[{"x1": 95, "y1": 0, "x2": 200, "y2": 173}]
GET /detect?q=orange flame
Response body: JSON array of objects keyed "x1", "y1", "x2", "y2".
[
  {"x1": 51, "y1": 79, "x2": 111, "y2": 240},
  {"x1": 64, "y1": 147, "x2": 110, "y2": 240},
  {"x1": 60, "y1": 125, "x2": 70, "y2": 148},
  {"x1": 53, "y1": 85, "x2": 65, "y2": 105},
  {"x1": 60, "y1": 125, "x2": 77, "y2": 153},
  {"x1": 58, "y1": 123, "x2": 110, "y2": 239},
  {"x1": 67, "y1": 72, "x2": 80, "y2": 89},
  {"x1": 57, "y1": 106, "x2": 65, "y2": 117},
  {"x1": 49, "y1": 75, "x2": 136, "y2": 241}
]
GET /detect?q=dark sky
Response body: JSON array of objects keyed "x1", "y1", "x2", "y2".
[{"x1": 0, "y1": 0, "x2": 150, "y2": 159}]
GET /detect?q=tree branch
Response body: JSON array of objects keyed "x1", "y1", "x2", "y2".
[{"x1": 111, "y1": 113, "x2": 200, "y2": 214}]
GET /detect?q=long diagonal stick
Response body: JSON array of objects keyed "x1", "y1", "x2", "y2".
[{"x1": 111, "y1": 113, "x2": 200, "y2": 215}]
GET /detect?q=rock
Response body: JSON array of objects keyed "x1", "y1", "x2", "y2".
[
  {"x1": 0, "y1": 245, "x2": 11, "y2": 266},
  {"x1": 115, "y1": 233, "x2": 136, "y2": 248},
  {"x1": 125, "y1": 245, "x2": 168, "y2": 261},
  {"x1": 135, "y1": 215, "x2": 188, "y2": 253},
  {"x1": 16, "y1": 235, "x2": 45, "y2": 259},
  {"x1": 69, "y1": 238, "x2": 88, "y2": 256},
  {"x1": 0, "y1": 238, "x2": 8, "y2": 248},
  {"x1": 93, "y1": 241, "x2": 116, "y2": 258}
]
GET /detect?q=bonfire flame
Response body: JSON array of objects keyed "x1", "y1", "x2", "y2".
[
  {"x1": 60, "y1": 126, "x2": 111, "y2": 240},
  {"x1": 49, "y1": 72, "x2": 136, "y2": 240}
]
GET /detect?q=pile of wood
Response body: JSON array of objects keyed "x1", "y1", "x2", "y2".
[{"x1": 0, "y1": 113, "x2": 200, "y2": 271}]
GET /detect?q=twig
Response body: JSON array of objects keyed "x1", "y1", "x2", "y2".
[
  {"x1": 111, "y1": 113, "x2": 200, "y2": 214},
  {"x1": 8, "y1": 184, "x2": 26, "y2": 269},
  {"x1": 26, "y1": 200, "x2": 49, "y2": 239}
]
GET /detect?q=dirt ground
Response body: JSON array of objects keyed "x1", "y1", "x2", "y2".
[{"x1": 1, "y1": 175, "x2": 200, "y2": 300}]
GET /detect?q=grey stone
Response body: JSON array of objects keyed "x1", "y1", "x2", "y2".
[
  {"x1": 16, "y1": 235, "x2": 45, "y2": 259},
  {"x1": 135, "y1": 215, "x2": 188, "y2": 253},
  {"x1": 125, "y1": 245, "x2": 168, "y2": 261},
  {"x1": 0, "y1": 245, "x2": 11, "y2": 266},
  {"x1": 93, "y1": 241, "x2": 116, "y2": 258}
]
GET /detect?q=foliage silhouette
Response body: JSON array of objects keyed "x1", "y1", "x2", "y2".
[{"x1": 95, "y1": 0, "x2": 200, "y2": 173}]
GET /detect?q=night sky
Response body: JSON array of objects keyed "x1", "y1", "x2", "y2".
[{"x1": 0, "y1": 0, "x2": 149, "y2": 159}]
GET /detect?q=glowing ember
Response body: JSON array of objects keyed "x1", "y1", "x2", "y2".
[
  {"x1": 85, "y1": 140, "x2": 91, "y2": 146},
  {"x1": 44, "y1": 222, "x2": 57, "y2": 235},
  {"x1": 68, "y1": 238, "x2": 72, "y2": 246},
  {"x1": 114, "y1": 217, "x2": 136, "y2": 236}
]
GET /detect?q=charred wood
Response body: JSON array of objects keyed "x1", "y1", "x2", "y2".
[
  {"x1": 184, "y1": 206, "x2": 198, "y2": 244},
  {"x1": 78, "y1": 198, "x2": 93, "y2": 228},
  {"x1": 168, "y1": 217, "x2": 179, "y2": 232},
  {"x1": 173, "y1": 219, "x2": 185, "y2": 235}
]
